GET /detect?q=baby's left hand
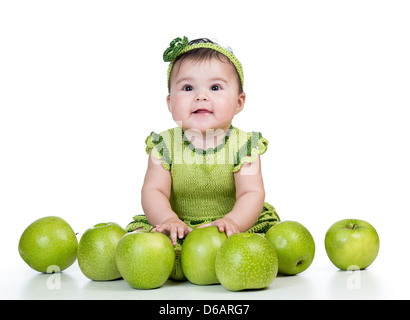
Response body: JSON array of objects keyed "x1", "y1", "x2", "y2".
[{"x1": 199, "y1": 217, "x2": 239, "y2": 237}]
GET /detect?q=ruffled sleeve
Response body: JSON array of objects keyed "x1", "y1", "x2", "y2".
[
  {"x1": 233, "y1": 131, "x2": 268, "y2": 172},
  {"x1": 145, "y1": 131, "x2": 172, "y2": 170}
]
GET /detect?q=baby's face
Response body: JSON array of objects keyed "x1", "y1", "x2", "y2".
[{"x1": 167, "y1": 58, "x2": 245, "y2": 134}]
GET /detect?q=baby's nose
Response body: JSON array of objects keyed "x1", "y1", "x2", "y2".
[{"x1": 195, "y1": 92, "x2": 209, "y2": 101}]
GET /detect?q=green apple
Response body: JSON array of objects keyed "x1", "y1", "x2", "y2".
[
  {"x1": 265, "y1": 221, "x2": 315, "y2": 275},
  {"x1": 325, "y1": 219, "x2": 379, "y2": 270},
  {"x1": 215, "y1": 233, "x2": 278, "y2": 291},
  {"x1": 181, "y1": 226, "x2": 227, "y2": 285},
  {"x1": 77, "y1": 222, "x2": 126, "y2": 281},
  {"x1": 115, "y1": 230, "x2": 175, "y2": 289},
  {"x1": 18, "y1": 216, "x2": 78, "y2": 273}
]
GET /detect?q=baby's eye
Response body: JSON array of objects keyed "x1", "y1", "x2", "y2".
[
  {"x1": 211, "y1": 85, "x2": 221, "y2": 91},
  {"x1": 183, "y1": 85, "x2": 193, "y2": 91}
]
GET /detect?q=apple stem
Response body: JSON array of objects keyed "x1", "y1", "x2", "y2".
[{"x1": 347, "y1": 224, "x2": 357, "y2": 230}]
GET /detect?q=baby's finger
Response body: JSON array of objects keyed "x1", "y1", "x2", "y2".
[
  {"x1": 212, "y1": 220, "x2": 226, "y2": 233},
  {"x1": 224, "y1": 226, "x2": 234, "y2": 238},
  {"x1": 197, "y1": 223, "x2": 210, "y2": 229},
  {"x1": 170, "y1": 226, "x2": 178, "y2": 246},
  {"x1": 178, "y1": 226, "x2": 186, "y2": 240},
  {"x1": 218, "y1": 223, "x2": 226, "y2": 233}
]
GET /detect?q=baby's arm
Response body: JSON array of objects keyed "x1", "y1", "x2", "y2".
[
  {"x1": 200, "y1": 156, "x2": 265, "y2": 236},
  {"x1": 141, "y1": 152, "x2": 192, "y2": 245}
]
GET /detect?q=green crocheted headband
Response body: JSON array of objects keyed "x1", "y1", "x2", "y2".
[{"x1": 164, "y1": 36, "x2": 244, "y2": 89}]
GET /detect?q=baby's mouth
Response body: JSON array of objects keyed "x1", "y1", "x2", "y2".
[{"x1": 192, "y1": 109, "x2": 213, "y2": 115}]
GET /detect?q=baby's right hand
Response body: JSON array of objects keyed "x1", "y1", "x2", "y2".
[{"x1": 152, "y1": 217, "x2": 192, "y2": 246}]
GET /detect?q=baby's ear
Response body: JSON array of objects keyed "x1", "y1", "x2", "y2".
[
  {"x1": 235, "y1": 92, "x2": 246, "y2": 115},
  {"x1": 166, "y1": 94, "x2": 172, "y2": 113}
]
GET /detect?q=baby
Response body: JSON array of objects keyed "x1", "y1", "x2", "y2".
[{"x1": 126, "y1": 37, "x2": 279, "y2": 278}]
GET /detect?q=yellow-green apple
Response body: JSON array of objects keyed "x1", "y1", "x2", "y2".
[
  {"x1": 18, "y1": 216, "x2": 78, "y2": 273},
  {"x1": 325, "y1": 219, "x2": 379, "y2": 270},
  {"x1": 115, "y1": 230, "x2": 175, "y2": 289},
  {"x1": 215, "y1": 233, "x2": 278, "y2": 291},
  {"x1": 181, "y1": 226, "x2": 227, "y2": 285},
  {"x1": 265, "y1": 221, "x2": 315, "y2": 275},
  {"x1": 77, "y1": 222, "x2": 126, "y2": 281}
]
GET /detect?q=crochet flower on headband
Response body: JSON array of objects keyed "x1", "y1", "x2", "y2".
[
  {"x1": 163, "y1": 36, "x2": 244, "y2": 89},
  {"x1": 163, "y1": 36, "x2": 189, "y2": 62}
]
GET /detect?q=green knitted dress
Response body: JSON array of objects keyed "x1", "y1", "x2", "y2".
[{"x1": 126, "y1": 125, "x2": 280, "y2": 280}]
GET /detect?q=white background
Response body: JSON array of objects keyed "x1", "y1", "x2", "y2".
[{"x1": 1, "y1": 0, "x2": 409, "y2": 300}]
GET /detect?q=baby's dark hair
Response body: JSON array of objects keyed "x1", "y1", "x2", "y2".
[{"x1": 167, "y1": 38, "x2": 244, "y2": 93}]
